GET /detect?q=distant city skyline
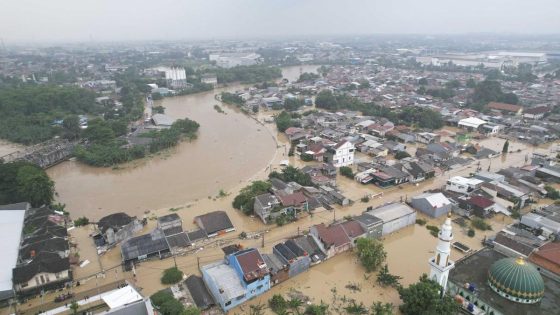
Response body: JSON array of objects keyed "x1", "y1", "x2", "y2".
[{"x1": 1, "y1": 0, "x2": 560, "y2": 43}]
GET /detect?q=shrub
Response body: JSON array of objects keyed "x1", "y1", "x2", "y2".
[
  {"x1": 301, "y1": 153, "x2": 314, "y2": 162},
  {"x1": 471, "y1": 218, "x2": 492, "y2": 231},
  {"x1": 395, "y1": 151, "x2": 411, "y2": 160},
  {"x1": 269, "y1": 294, "x2": 288, "y2": 314},
  {"x1": 161, "y1": 267, "x2": 183, "y2": 284},
  {"x1": 74, "y1": 217, "x2": 89, "y2": 227},
  {"x1": 361, "y1": 196, "x2": 370, "y2": 203},
  {"x1": 340, "y1": 166, "x2": 354, "y2": 179},
  {"x1": 426, "y1": 225, "x2": 439, "y2": 237},
  {"x1": 467, "y1": 229, "x2": 475, "y2": 237},
  {"x1": 415, "y1": 218, "x2": 427, "y2": 226}
]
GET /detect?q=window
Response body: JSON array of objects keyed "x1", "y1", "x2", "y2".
[
  {"x1": 257, "y1": 285, "x2": 263, "y2": 290},
  {"x1": 225, "y1": 301, "x2": 231, "y2": 306}
]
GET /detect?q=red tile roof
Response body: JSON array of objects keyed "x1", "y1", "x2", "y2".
[
  {"x1": 467, "y1": 195, "x2": 495, "y2": 209},
  {"x1": 277, "y1": 192, "x2": 307, "y2": 207},
  {"x1": 524, "y1": 106, "x2": 550, "y2": 115},
  {"x1": 235, "y1": 249, "x2": 268, "y2": 282},
  {"x1": 314, "y1": 223, "x2": 351, "y2": 247},
  {"x1": 341, "y1": 221, "x2": 365, "y2": 238},
  {"x1": 529, "y1": 242, "x2": 560, "y2": 275},
  {"x1": 487, "y1": 102, "x2": 522, "y2": 112}
]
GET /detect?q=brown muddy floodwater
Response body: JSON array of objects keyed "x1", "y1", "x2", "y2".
[{"x1": 47, "y1": 65, "x2": 318, "y2": 220}]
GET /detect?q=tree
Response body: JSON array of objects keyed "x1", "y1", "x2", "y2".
[
  {"x1": 276, "y1": 111, "x2": 293, "y2": 132},
  {"x1": 284, "y1": 98, "x2": 305, "y2": 111},
  {"x1": 502, "y1": 140, "x2": 509, "y2": 153},
  {"x1": 69, "y1": 301, "x2": 79, "y2": 314},
  {"x1": 340, "y1": 166, "x2": 354, "y2": 179},
  {"x1": 161, "y1": 267, "x2": 183, "y2": 284},
  {"x1": 63, "y1": 115, "x2": 81, "y2": 140},
  {"x1": 83, "y1": 119, "x2": 116, "y2": 145},
  {"x1": 370, "y1": 302, "x2": 394, "y2": 315},
  {"x1": 269, "y1": 294, "x2": 288, "y2": 314},
  {"x1": 183, "y1": 307, "x2": 201, "y2": 315},
  {"x1": 466, "y1": 78, "x2": 476, "y2": 88},
  {"x1": 74, "y1": 217, "x2": 90, "y2": 226},
  {"x1": 16, "y1": 164, "x2": 55, "y2": 207},
  {"x1": 377, "y1": 264, "x2": 402, "y2": 288},
  {"x1": 395, "y1": 151, "x2": 411, "y2": 160},
  {"x1": 159, "y1": 299, "x2": 185, "y2": 315},
  {"x1": 269, "y1": 166, "x2": 314, "y2": 186},
  {"x1": 398, "y1": 274, "x2": 459, "y2": 315},
  {"x1": 355, "y1": 238, "x2": 387, "y2": 272},
  {"x1": 233, "y1": 180, "x2": 272, "y2": 215},
  {"x1": 545, "y1": 185, "x2": 560, "y2": 200},
  {"x1": 418, "y1": 78, "x2": 428, "y2": 85}
]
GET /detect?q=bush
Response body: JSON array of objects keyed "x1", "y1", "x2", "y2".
[
  {"x1": 269, "y1": 294, "x2": 288, "y2": 314},
  {"x1": 395, "y1": 151, "x2": 411, "y2": 160},
  {"x1": 415, "y1": 219, "x2": 427, "y2": 226},
  {"x1": 467, "y1": 229, "x2": 475, "y2": 237},
  {"x1": 161, "y1": 267, "x2": 183, "y2": 285},
  {"x1": 74, "y1": 217, "x2": 90, "y2": 227},
  {"x1": 426, "y1": 225, "x2": 439, "y2": 237},
  {"x1": 150, "y1": 290, "x2": 174, "y2": 308},
  {"x1": 301, "y1": 153, "x2": 314, "y2": 162},
  {"x1": 377, "y1": 264, "x2": 402, "y2": 288},
  {"x1": 545, "y1": 185, "x2": 560, "y2": 200},
  {"x1": 339, "y1": 166, "x2": 354, "y2": 179},
  {"x1": 361, "y1": 196, "x2": 370, "y2": 203},
  {"x1": 471, "y1": 218, "x2": 492, "y2": 231},
  {"x1": 355, "y1": 238, "x2": 387, "y2": 273}
]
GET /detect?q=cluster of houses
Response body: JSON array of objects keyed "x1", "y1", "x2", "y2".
[
  {"x1": 172, "y1": 202, "x2": 418, "y2": 312},
  {"x1": 0, "y1": 202, "x2": 73, "y2": 306},
  {"x1": 254, "y1": 175, "x2": 351, "y2": 224},
  {"x1": 117, "y1": 211, "x2": 235, "y2": 269}
]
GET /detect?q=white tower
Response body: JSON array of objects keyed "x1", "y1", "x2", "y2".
[{"x1": 428, "y1": 214, "x2": 455, "y2": 292}]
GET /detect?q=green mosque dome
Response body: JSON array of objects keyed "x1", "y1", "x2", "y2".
[{"x1": 487, "y1": 257, "x2": 545, "y2": 304}]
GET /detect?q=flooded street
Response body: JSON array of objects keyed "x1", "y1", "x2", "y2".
[
  {"x1": 46, "y1": 65, "x2": 318, "y2": 220},
  {"x1": 0, "y1": 140, "x2": 23, "y2": 157}
]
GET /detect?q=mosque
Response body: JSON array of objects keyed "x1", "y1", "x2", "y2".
[{"x1": 429, "y1": 215, "x2": 560, "y2": 315}]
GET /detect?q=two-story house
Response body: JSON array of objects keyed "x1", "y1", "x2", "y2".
[
  {"x1": 202, "y1": 248, "x2": 270, "y2": 312},
  {"x1": 254, "y1": 193, "x2": 281, "y2": 224},
  {"x1": 323, "y1": 140, "x2": 355, "y2": 167}
]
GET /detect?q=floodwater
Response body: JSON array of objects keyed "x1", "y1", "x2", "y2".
[
  {"x1": 46, "y1": 65, "x2": 318, "y2": 220},
  {"x1": 0, "y1": 139, "x2": 23, "y2": 157}
]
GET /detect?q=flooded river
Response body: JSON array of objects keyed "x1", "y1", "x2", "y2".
[{"x1": 46, "y1": 65, "x2": 318, "y2": 220}]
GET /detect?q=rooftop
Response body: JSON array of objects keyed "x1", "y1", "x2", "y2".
[
  {"x1": 366, "y1": 203, "x2": 415, "y2": 223},
  {"x1": 0, "y1": 204, "x2": 27, "y2": 298},
  {"x1": 449, "y1": 248, "x2": 560, "y2": 315},
  {"x1": 202, "y1": 261, "x2": 245, "y2": 302}
]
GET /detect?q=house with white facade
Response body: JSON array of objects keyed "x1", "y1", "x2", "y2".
[
  {"x1": 323, "y1": 140, "x2": 355, "y2": 167},
  {"x1": 446, "y1": 176, "x2": 484, "y2": 194}
]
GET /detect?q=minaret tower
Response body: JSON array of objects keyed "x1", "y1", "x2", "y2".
[{"x1": 429, "y1": 213, "x2": 455, "y2": 292}]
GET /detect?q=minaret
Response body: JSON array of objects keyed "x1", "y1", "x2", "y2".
[{"x1": 429, "y1": 213, "x2": 455, "y2": 293}]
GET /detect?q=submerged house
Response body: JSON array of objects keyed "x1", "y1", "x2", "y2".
[
  {"x1": 309, "y1": 223, "x2": 352, "y2": 259},
  {"x1": 202, "y1": 248, "x2": 270, "y2": 312},
  {"x1": 120, "y1": 228, "x2": 170, "y2": 268},
  {"x1": 97, "y1": 212, "x2": 144, "y2": 246},
  {"x1": 194, "y1": 211, "x2": 235, "y2": 237}
]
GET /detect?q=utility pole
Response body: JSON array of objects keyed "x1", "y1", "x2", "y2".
[
  {"x1": 297, "y1": 226, "x2": 300, "y2": 236},
  {"x1": 333, "y1": 208, "x2": 336, "y2": 224},
  {"x1": 261, "y1": 233, "x2": 265, "y2": 248},
  {"x1": 197, "y1": 256, "x2": 200, "y2": 270}
]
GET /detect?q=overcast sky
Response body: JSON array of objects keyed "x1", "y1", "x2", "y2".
[{"x1": 2, "y1": 0, "x2": 559, "y2": 43}]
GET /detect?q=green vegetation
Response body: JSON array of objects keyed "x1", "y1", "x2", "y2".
[
  {"x1": 471, "y1": 217, "x2": 493, "y2": 231},
  {"x1": 502, "y1": 140, "x2": 510, "y2": 153},
  {"x1": 470, "y1": 80, "x2": 519, "y2": 111},
  {"x1": 395, "y1": 151, "x2": 411, "y2": 160},
  {"x1": 213, "y1": 104, "x2": 225, "y2": 114},
  {"x1": 175, "y1": 82, "x2": 213, "y2": 95},
  {"x1": 0, "y1": 85, "x2": 98, "y2": 144},
  {"x1": 297, "y1": 72, "x2": 320, "y2": 82},
  {"x1": 398, "y1": 274, "x2": 459, "y2": 315},
  {"x1": 361, "y1": 196, "x2": 370, "y2": 203},
  {"x1": 0, "y1": 161, "x2": 55, "y2": 207},
  {"x1": 269, "y1": 294, "x2": 288, "y2": 314},
  {"x1": 220, "y1": 92, "x2": 245, "y2": 107},
  {"x1": 344, "y1": 301, "x2": 368, "y2": 314},
  {"x1": 151, "y1": 290, "x2": 200, "y2": 315},
  {"x1": 69, "y1": 301, "x2": 79, "y2": 315},
  {"x1": 301, "y1": 153, "x2": 314, "y2": 162},
  {"x1": 304, "y1": 303, "x2": 329, "y2": 315},
  {"x1": 76, "y1": 118, "x2": 199, "y2": 167},
  {"x1": 355, "y1": 238, "x2": 387, "y2": 273},
  {"x1": 269, "y1": 165, "x2": 314, "y2": 187},
  {"x1": 377, "y1": 264, "x2": 402, "y2": 288},
  {"x1": 233, "y1": 180, "x2": 272, "y2": 215},
  {"x1": 339, "y1": 166, "x2": 354, "y2": 179},
  {"x1": 284, "y1": 98, "x2": 306, "y2": 111},
  {"x1": 426, "y1": 225, "x2": 440, "y2": 237},
  {"x1": 370, "y1": 302, "x2": 394, "y2": 315},
  {"x1": 74, "y1": 217, "x2": 90, "y2": 227},
  {"x1": 418, "y1": 78, "x2": 428, "y2": 85},
  {"x1": 467, "y1": 229, "x2": 476, "y2": 237},
  {"x1": 315, "y1": 90, "x2": 443, "y2": 129},
  {"x1": 161, "y1": 267, "x2": 183, "y2": 285},
  {"x1": 415, "y1": 218, "x2": 427, "y2": 226},
  {"x1": 545, "y1": 185, "x2": 560, "y2": 200},
  {"x1": 275, "y1": 111, "x2": 296, "y2": 132},
  {"x1": 211, "y1": 65, "x2": 282, "y2": 84},
  {"x1": 153, "y1": 105, "x2": 166, "y2": 114}
]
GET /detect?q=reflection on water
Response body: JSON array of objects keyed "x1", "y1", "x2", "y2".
[{"x1": 46, "y1": 65, "x2": 318, "y2": 220}]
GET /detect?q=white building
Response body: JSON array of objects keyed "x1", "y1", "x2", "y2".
[
  {"x1": 458, "y1": 117, "x2": 487, "y2": 130},
  {"x1": 366, "y1": 203, "x2": 416, "y2": 236},
  {"x1": 209, "y1": 53, "x2": 261, "y2": 68},
  {"x1": 428, "y1": 214, "x2": 455, "y2": 292},
  {"x1": 324, "y1": 140, "x2": 355, "y2": 167},
  {"x1": 446, "y1": 176, "x2": 484, "y2": 194}
]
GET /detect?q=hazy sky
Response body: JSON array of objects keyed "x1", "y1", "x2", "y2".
[{"x1": 2, "y1": 0, "x2": 559, "y2": 42}]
